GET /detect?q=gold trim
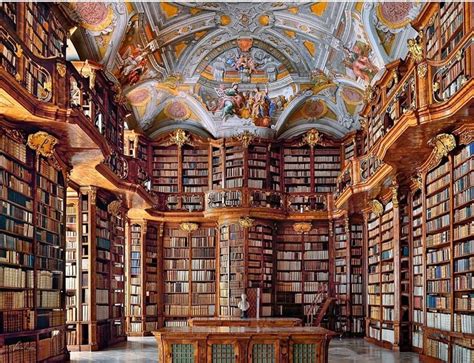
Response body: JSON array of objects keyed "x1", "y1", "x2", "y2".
[
  {"x1": 27, "y1": 131, "x2": 58, "y2": 158},
  {"x1": 407, "y1": 37, "x2": 423, "y2": 63},
  {"x1": 428, "y1": 133, "x2": 456, "y2": 167},
  {"x1": 56, "y1": 63, "x2": 67, "y2": 78},
  {"x1": 301, "y1": 129, "x2": 321, "y2": 148},
  {"x1": 391, "y1": 184, "x2": 399, "y2": 209},
  {"x1": 238, "y1": 216, "x2": 254, "y2": 228},
  {"x1": 417, "y1": 63, "x2": 427, "y2": 78},
  {"x1": 369, "y1": 199, "x2": 384, "y2": 217},
  {"x1": 179, "y1": 222, "x2": 199, "y2": 232},
  {"x1": 169, "y1": 129, "x2": 190, "y2": 148},
  {"x1": 235, "y1": 130, "x2": 255, "y2": 148},
  {"x1": 107, "y1": 200, "x2": 122, "y2": 216},
  {"x1": 293, "y1": 222, "x2": 312, "y2": 234}
]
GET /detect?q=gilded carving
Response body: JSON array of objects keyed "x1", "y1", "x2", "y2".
[
  {"x1": 179, "y1": 222, "x2": 199, "y2": 232},
  {"x1": 391, "y1": 184, "x2": 399, "y2": 208},
  {"x1": 169, "y1": 129, "x2": 189, "y2": 148},
  {"x1": 27, "y1": 131, "x2": 58, "y2": 158},
  {"x1": 238, "y1": 216, "x2": 254, "y2": 228},
  {"x1": 79, "y1": 60, "x2": 96, "y2": 88},
  {"x1": 458, "y1": 130, "x2": 474, "y2": 146},
  {"x1": 302, "y1": 129, "x2": 321, "y2": 148},
  {"x1": 417, "y1": 63, "x2": 427, "y2": 78},
  {"x1": 428, "y1": 133, "x2": 456, "y2": 167},
  {"x1": 369, "y1": 199, "x2": 384, "y2": 217},
  {"x1": 412, "y1": 175, "x2": 423, "y2": 191},
  {"x1": 107, "y1": 200, "x2": 122, "y2": 216},
  {"x1": 1, "y1": 128, "x2": 25, "y2": 144},
  {"x1": 363, "y1": 85, "x2": 373, "y2": 102},
  {"x1": 407, "y1": 37, "x2": 423, "y2": 63},
  {"x1": 14, "y1": 44, "x2": 23, "y2": 59},
  {"x1": 235, "y1": 130, "x2": 255, "y2": 148},
  {"x1": 56, "y1": 63, "x2": 67, "y2": 78},
  {"x1": 293, "y1": 222, "x2": 312, "y2": 234}
]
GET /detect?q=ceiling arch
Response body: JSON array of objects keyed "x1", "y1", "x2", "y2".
[{"x1": 68, "y1": 1, "x2": 422, "y2": 140}]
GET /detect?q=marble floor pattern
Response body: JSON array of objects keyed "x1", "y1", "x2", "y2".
[{"x1": 70, "y1": 337, "x2": 420, "y2": 362}]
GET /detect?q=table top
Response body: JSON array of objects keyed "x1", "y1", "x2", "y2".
[
  {"x1": 188, "y1": 317, "x2": 302, "y2": 322},
  {"x1": 153, "y1": 326, "x2": 336, "y2": 337}
]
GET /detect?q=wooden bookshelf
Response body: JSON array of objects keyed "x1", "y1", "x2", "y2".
[
  {"x1": 163, "y1": 223, "x2": 216, "y2": 326},
  {"x1": 418, "y1": 140, "x2": 474, "y2": 361},
  {"x1": 334, "y1": 218, "x2": 350, "y2": 334},
  {"x1": 126, "y1": 221, "x2": 161, "y2": 336},
  {"x1": 0, "y1": 128, "x2": 68, "y2": 362},
  {"x1": 152, "y1": 145, "x2": 179, "y2": 194},
  {"x1": 65, "y1": 188, "x2": 126, "y2": 351},
  {"x1": 224, "y1": 144, "x2": 244, "y2": 189},
  {"x1": 283, "y1": 145, "x2": 311, "y2": 194},
  {"x1": 275, "y1": 222, "x2": 329, "y2": 321},
  {"x1": 350, "y1": 220, "x2": 365, "y2": 335}
]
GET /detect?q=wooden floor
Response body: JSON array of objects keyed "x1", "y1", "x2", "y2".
[{"x1": 70, "y1": 337, "x2": 421, "y2": 363}]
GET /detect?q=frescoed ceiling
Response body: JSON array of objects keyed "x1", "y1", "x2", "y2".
[{"x1": 64, "y1": 1, "x2": 422, "y2": 140}]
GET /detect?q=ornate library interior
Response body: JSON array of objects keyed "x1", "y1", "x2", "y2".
[{"x1": 0, "y1": 1, "x2": 473, "y2": 362}]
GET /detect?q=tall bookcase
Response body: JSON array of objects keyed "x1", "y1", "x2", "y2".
[
  {"x1": 334, "y1": 218, "x2": 350, "y2": 334},
  {"x1": 126, "y1": 221, "x2": 161, "y2": 335},
  {"x1": 65, "y1": 188, "x2": 126, "y2": 351},
  {"x1": 350, "y1": 220, "x2": 365, "y2": 335},
  {"x1": 163, "y1": 223, "x2": 216, "y2": 326},
  {"x1": 275, "y1": 222, "x2": 329, "y2": 320},
  {"x1": 364, "y1": 192, "x2": 410, "y2": 350},
  {"x1": 0, "y1": 128, "x2": 68, "y2": 362},
  {"x1": 218, "y1": 219, "x2": 275, "y2": 318},
  {"x1": 419, "y1": 139, "x2": 474, "y2": 362}
]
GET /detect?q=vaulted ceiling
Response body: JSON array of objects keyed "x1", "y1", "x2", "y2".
[{"x1": 65, "y1": 1, "x2": 422, "y2": 139}]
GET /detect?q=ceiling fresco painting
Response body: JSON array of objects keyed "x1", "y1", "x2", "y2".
[{"x1": 65, "y1": 1, "x2": 422, "y2": 140}]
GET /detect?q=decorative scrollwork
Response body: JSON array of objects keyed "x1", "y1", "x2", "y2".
[
  {"x1": 107, "y1": 199, "x2": 122, "y2": 216},
  {"x1": 428, "y1": 133, "x2": 456, "y2": 168},
  {"x1": 234, "y1": 130, "x2": 255, "y2": 148},
  {"x1": 27, "y1": 131, "x2": 58, "y2": 158},
  {"x1": 104, "y1": 151, "x2": 129, "y2": 180},
  {"x1": 179, "y1": 222, "x2": 199, "y2": 232},
  {"x1": 238, "y1": 216, "x2": 254, "y2": 229},
  {"x1": 369, "y1": 199, "x2": 384, "y2": 217},
  {"x1": 417, "y1": 63, "x2": 428, "y2": 78},
  {"x1": 56, "y1": 63, "x2": 67, "y2": 78},
  {"x1": 407, "y1": 36, "x2": 423, "y2": 63},
  {"x1": 169, "y1": 129, "x2": 190, "y2": 148},
  {"x1": 293, "y1": 222, "x2": 312, "y2": 234},
  {"x1": 301, "y1": 129, "x2": 321, "y2": 148}
]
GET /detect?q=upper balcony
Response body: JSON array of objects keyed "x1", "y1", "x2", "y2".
[{"x1": 354, "y1": 2, "x2": 473, "y2": 189}]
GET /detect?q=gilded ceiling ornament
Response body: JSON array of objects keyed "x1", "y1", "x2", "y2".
[
  {"x1": 56, "y1": 63, "x2": 67, "y2": 78},
  {"x1": 235, "y1": 130, "x2": 255, "y2": 148},
  {"x1": 293, "y1": 222, "x2": 312, "y2": 234},
  {"x1": 239, "y1": 216, "x2": 254, "y2": 229},
  {"x1": 169, "y1": 129, "x2": 189, "y2": 148},
  {"x1": 417, "y1": 63, "x2": 427, "y2": 78},
  {"x1": 302, "y1": 129, "x2": 321, "y2": 148},
  {"x1": 179, "y1": 222, "x2": 199, "y2": 232},
  {"x1": 428, "y1": 133, "x2": 456, "y2": 166},
  {"x1": 107, "y1": 199, "x2": 122, "y2": 216},
  {"x1": 27, "y1": 131, "x2": 58, "y2": 158},
  {"x1": 369, "y1": 199, "x2": 384, "y2": 217},
  {"x1": 407, "y1": 37, "x2": 423, "y2": 63}
]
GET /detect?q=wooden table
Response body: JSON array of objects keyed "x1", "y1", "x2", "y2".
[
  {"x1": 153, "y1": 326, "x2": 336, "y2": 362},
  {"x1": 188, "y1": 317, "x2": 302, "y2": 328}
]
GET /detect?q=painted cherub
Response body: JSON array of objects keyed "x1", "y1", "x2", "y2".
[{"x1": 343, "y1": 42, "x2": 378, "y2": 83}]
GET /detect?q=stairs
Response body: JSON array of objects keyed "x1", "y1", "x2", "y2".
[{"x1": 305, "y1": 284, "x2": 335, "y2": 327}]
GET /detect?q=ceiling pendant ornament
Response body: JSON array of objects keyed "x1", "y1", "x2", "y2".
[
  {"x1": 27, "y1": 131, "x2": 58, "y2": 158},
  {"x1": 428, "y1": 133, "x2": 456, "y2": 168},
  {"x1": 235, "y1": 130, "x2": 255, "y2": 148},
  {"x1": 293, "y1": 222, "x2": 312, "y2": 234},
  {"x1": 169, "y1": 129, "x2": 190, "y2": 148},
  {"x1": 179, "y1": 222, "x2": 199, "y2": 232},
  {"x1": 301, "y1": 129, "x2": 321, "y2": 149},
  {"x1": 239, "y1": 216, "x2": 254, "y2": 229},
  {"x1": 369, "y1": 199, "x2": 384, "y2": 217}
]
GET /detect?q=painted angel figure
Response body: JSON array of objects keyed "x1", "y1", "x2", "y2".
[
  {"x1": 343, "y1": 42, "x2": 378, "y2": 83},
  {"x1": 118, "y1": 41, "x2": 153, "y2": 86}
]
